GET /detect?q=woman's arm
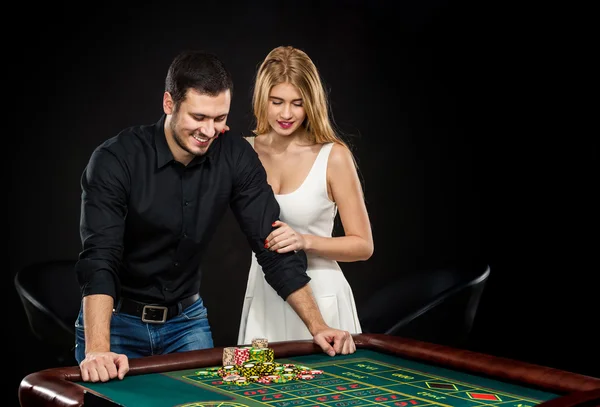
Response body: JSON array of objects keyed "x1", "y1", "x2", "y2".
[{"x1": 266, "y1": 143, "x2": 374, "y2": 262}]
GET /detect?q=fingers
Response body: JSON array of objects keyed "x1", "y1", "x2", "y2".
[
  {"x1": 115, "y1": 354, "x2": 130, "y2": 380},
  {"x1": 331, "y1": 330, "x2": 348, "y2": 354},
  {"x1": 313, "y1": 329, "x2": 356, "y2": 357},
  {"x1": 80, "y1": 352, "x2": 129, "y2": 382},
  {"x1": 315, "y1": 329, "x2": 355, "y2": 357},
  {"x1": 266, "y1": 224, "x2": 293, "y2": 250},
  {"x1": 269, "y1": 238, "x2": 296, "y2": 252},
  {"x1": 216, "y1": 125, "x2": 230, "y2": 136},
  {"x1": 276, "y1": 245, "x2": 296, "y2": 254},
  {"x1": 80, "y1": 364, "x2": 90, "y2": 382},
  {"x1": 341, "y1": 333, "x2": 356, "y2": 355},
  {"x1": 265, "y1": 223, "x2": 305, "y2": 253},
  {"x1": 85, "y1": 366, "x2": 101, "y2": 383},
  {"x1": 313, "y1": 334, "x2": 336, "y2": 357},
  {"x1": 80, "y1": 361, "x2": 113, "y2": 382},
  {"x1": 267, "y1": 222, "x2": 286, "y2": 239},
  {"x1": 271, "y1": 237, "x2": 297, "y2": 253},
  {"x1": 106, "y1": 361, "x2": 119, "y2": 380},
  {"x1": 335, "y1": 331, "x2": 355, "y2": 355}
]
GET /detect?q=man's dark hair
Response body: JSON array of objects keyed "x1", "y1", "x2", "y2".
[{"x1": 165, "y1": 50, "x2": 234, "y2": 107}]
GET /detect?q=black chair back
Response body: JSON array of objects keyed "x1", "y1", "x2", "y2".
[
  {"x1": 14, "y1": 260, "x2": 80, "y2": 365},
  {"x1": 359, "y1": 263, "x2": 490, "y2": 347}
]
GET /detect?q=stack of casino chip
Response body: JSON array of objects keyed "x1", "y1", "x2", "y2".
[
  {"x1": 238, "y1": 362, "x2": 260, "y2": 377},
  {"x1": 251, "y1": 337, "x2": 269, "y2": 348},
  {"x1": 248, "y1": 347, "x2": 274, "y2": 363},
  {"x1": 194, "y1": 341, "x2": 324, "y2": 386},
  {"x1": 296, "y1": 366, "x2": 325, "y2": 380},
  {"x1": 196, "y1": 360, "x2": 323, "y2": 386},
  {"x1": 234, "y1": 347, "x2": 251, "y2": 365},
  {"x1": 225, "y1": 344, "x2": 274, "y2": 366},
  {"x1": 221, "y1": 345, "x2": 256, "y2": 368},
  {"x1": 222, "y1": 347, "x2": 237, "y2": 366},
  {"x1": 194, "y1": 366, "x2": 221, "y2": 378}
]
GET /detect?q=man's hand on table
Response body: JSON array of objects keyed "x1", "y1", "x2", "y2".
[
  {"x1": 80, "y1": 351, "x2": 130, "y2": 382},
  {"x1": 312, "y1": 327, "x2": 356, "y2": 356}
]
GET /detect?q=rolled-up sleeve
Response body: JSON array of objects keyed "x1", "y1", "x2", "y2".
[
  {"x1": 229, "y1": 139, "x2": 310, "y2": 300},
  {"x1": 74, "y1": 148, "x2": 129, "y2": 301}
]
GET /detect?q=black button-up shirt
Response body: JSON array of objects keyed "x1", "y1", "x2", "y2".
[{"x1": 75, "y1": 115, "x2": 309, "y2": 304}]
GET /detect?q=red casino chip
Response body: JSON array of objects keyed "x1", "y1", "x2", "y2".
[{"x1": 234, "y1": 348, "x2": 251, "y2": 365}]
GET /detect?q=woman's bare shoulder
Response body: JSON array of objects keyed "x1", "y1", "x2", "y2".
[{"x1": 329, "y1": 142, "x2": 354, "y2": 166}]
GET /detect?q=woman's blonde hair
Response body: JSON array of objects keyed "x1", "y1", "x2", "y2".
[{"x1": 252, "y1": 46, "x2": 349, "y2": 149}]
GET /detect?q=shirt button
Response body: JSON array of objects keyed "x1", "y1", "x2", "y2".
[
  {"x1": 164, "y1": 287, "x2": 169, "y2": 291},
  {"x1": 174, "y1": 262, "x2": 179, "y2": 267},
  {"x1": 183, "y1": 233, "x2": 188, "y2": 238},
  {"x1": 184, "y1": 201, "x2": 189, "y2": 206}
]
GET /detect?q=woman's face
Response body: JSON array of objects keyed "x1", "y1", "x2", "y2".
[{"x1": 267, "y1": 82, "x2": 306, "y2": 136}]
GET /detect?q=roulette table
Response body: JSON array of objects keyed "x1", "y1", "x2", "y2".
[{"x1": 18, "y1": 333, "x2": 600, "y2": 407}]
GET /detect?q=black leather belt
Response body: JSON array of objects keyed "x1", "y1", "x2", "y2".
[{"x1": 118, "y1": 293, "x2": 200, "y2": 323}]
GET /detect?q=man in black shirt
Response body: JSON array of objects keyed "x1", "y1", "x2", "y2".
[{"x1": 75, "y1": 50, "x2": 356, "y2": 383}]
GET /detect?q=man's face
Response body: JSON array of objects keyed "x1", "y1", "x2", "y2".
[{"x1": 164, "y1": 88, "x2": 231, "y2": 162}]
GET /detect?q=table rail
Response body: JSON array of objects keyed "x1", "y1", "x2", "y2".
[{"x1": 19, "y1": 333, "x2": 600, "y2": 407}]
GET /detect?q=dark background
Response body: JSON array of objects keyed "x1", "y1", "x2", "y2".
[{"x1": 11, "y1": 1, "x2": 597, "y2": 405}]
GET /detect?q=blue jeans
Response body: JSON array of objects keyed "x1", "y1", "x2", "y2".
[{"x1": 75, "y1": 296, "x2": 213, "y2": 363}]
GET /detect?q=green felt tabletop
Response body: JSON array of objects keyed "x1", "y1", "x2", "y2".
[{"x1": 80, "y1": 349, "x2": 559, "y2": 407}]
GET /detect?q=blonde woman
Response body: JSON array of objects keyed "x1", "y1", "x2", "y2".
[{"x1": 238, "y1": 46, "x2": 374, "y2": 344}]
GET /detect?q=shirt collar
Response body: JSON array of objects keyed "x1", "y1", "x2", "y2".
[{"x1": 155, "y1": 115, "x2": 174, "y2": 169}]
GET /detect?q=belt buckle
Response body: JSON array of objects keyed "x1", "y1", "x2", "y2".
[{"x1": 142, "y1": 305, "x2": 168, "y2": 323}]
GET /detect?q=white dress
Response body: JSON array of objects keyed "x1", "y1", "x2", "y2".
[{"x1": 237, "y1": 141, "x2": 362, "y2": 345}]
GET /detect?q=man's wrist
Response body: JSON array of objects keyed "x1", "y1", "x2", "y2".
[
  {"x1": 308, "y1": 322, "x2": 329, "y2": 336},
  {"x1": 86, "y1": 347, "x2": 110, "y2": 354},
  {"x1": 86, "y1": 340, "x2": 111, "y2": 354}
]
